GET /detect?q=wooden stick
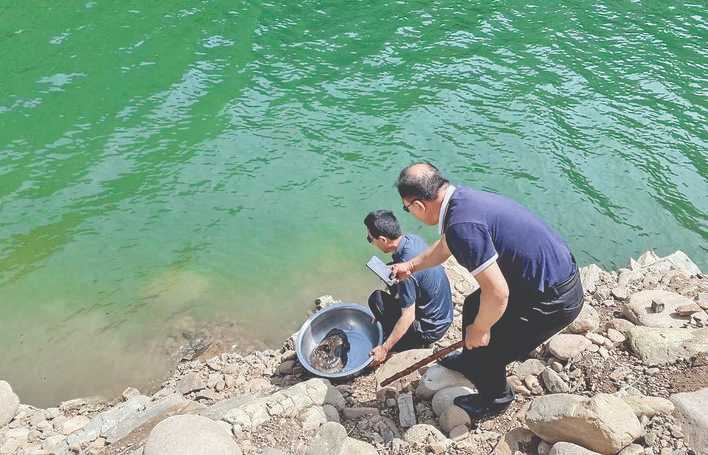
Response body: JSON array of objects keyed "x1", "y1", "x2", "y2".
[{"x1": 380, "y1": 340, "x2": 465, "y2": 387}]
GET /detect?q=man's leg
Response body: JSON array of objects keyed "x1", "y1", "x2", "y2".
[{"x1": 368, "y1": 290, "x2": 427, "y2": 351}]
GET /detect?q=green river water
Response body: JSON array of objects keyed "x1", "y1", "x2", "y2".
[{"x1": 1, "y1": 1, "x2": 706, "y2": 406}]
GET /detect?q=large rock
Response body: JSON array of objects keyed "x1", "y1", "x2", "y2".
[
  {"x1": 549, "y1": 442, "x2": 602, "y2": 455},
  {"x1": 0, "y1": 381, "x2": 20, "y2": 427},
  {"x1": 340, "y1": 437, "x2": 378, "y2": 455},
  {"x1": 514, "y1": 359, "x2": 546, "y2": 379},
  {"x1": 541, "y1": 368, "x2": 570, "y2": 393},
  {"x1": 670, "y1": 388, "x2": 708, "y2": 455},
  {"x1": 305, "y1": 422, "x2": 348, "y2": 455},
  {"x1": 526, "y1": 393, "x2": 642, "y2": 455},
  {"x1": 431, "y1": 386, "x2": 476, "y2": 416},
  {"x1": 626, "y1": 326, "x2": 708, "y2": 365},
  {"x1": 623, "y1": 290, "x2": 695, "y2": 328},
  {"x1": 663, "y1": 250, "x2": 702, "y2": 276},
  {"x1": 566, "y1": 305, "x2": 599, "y2": 334},
  {"x1": 547, "y1": 334, "x2": 591, "y2": 361},
  {"x1": 439, "y1": 405, "x2": 471, "y2": 433},
  {"x1": 143, "y1": 414, "x2": 241, "y2": 455},
  {"x1": 415, "y1": 365, "x2": 474, "y2": 400}
]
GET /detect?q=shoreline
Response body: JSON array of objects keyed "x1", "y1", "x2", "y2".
[{"x1": 0, "y1": 250, "x2": 706, "y2": 455}]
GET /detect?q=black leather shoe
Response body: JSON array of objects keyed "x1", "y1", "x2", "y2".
[
  {"x1": 453, "y1": 387, "x2": 515, "y2": 420},
  {"x1": 438, "y1": 350, "x2": 465, "y2": 373}
]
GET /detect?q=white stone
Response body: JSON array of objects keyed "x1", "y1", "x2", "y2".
[
  {"x1": 299, "y1": 406, "x2": 327, "y2": 432},
  {"x1": 0, "y1": 381, "x2": 20, "y2": 428},
  {"x1": 623, "y1": 290, "x2": 695, "y2": 328},
  {"x1": 526, "y1": 393, "x2": 642, "y2": 455},
  {"x1": 548, "y1": 334, "x2": 592, "y2": 360},
  {"x1": 305, "y1": 422, "x2": 348, "y2": 455},
  {"x1": 567, "y1": 305, "x2": 600, "y2": 334},
  {"x1": 627, "y1": 327, "x2": 708, "y2": 365},
  {"x1": 415, "y1": 365, "x2": 474, "y2": 400},
  {"x1": 340, "y1": 437, "x2": 378, "y2": 455},
  {"x1": 663, "y1": 250, "x2": 701, "y2": 276},
  {"x1": 61, "y1": 415, "x2": 90, "y2": 435},
  {"x1": 404, "y1": 423, "x2": 448, "y2": 445},
  {"x1": 615, "y1": 387, "x2": 674, "y2": 418},
  {"x1": 431, "y1": 386, "x2": 476, "y2": 416},
  {"x1": 606, "y1": 329, "x2": 626, "y2": 343},
  {"x1": 143, "y1": 415, "x2": 241, "y2": 455},
  {"x1": 580, "y1": 264, "x2": 604, "y2": 294},
  {"x1": 670, "y1": 387, "x2": 708, "y2": 455},
  {"x1": 549, "y1": 442, "x2": 602, "y2": 455}
]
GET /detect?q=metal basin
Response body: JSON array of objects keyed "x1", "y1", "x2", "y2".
[{"x1": 296, "y1": 303, "x2": 383, "y2": 379}]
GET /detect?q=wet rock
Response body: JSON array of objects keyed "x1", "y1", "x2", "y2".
[
  {"x1": 415, "y1": 364, "x2": 474, "y2": 400},
  {"x1": 627, "y1": 327, "x2": 708, "y2": 365},
  {"x1": 670, "y1": 388, "x2": 708, "y2": 455},
  {"x1": 548, "y1": 334, "x2": 592, "y2": 361},
  {"x1": 0, "y1": 381, "x2": 20, "y2": 427},
  {"x1": 623, "y1": 291, "x2": 695, "y2": 328},
  {"x1": 567, "y1": 305, "x2": 600, "y2": 334},
  {"x1": 541, "y1": 368, "x2": 570, "y2": 393},
  {"x1": 526, "y1": 393, "x2": 642, "y2": 455},
  {"x1": 144, "y1": 414, "x2": 241, "y2": 455},
  {"x1": 514, "y1": 359, "x2": 546, "y2": 379},
  {"x1": 431, "y1": 386, "x2": 476, "y2": 416},
  {"x1": 549, "y1": 442, "x2": 602, "y2": 455}
]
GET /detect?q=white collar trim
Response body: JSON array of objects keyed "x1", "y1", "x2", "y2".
[{"x1": 438, "y1": 184, "x2": 456, "y2": 236}]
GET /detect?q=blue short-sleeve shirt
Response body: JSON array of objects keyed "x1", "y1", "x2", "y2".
[
  {"x1": 391, "y1": 234, "x2": 453, "y2": 341},
  {"x1": 442, "y1": 186, "x2": 576, "y2": 295}
]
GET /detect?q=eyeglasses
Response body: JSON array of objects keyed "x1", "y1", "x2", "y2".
[
  {"x1": 402, "y1": 200, "x2": 419, "y2": 213},
  {"x1": 367, "y1": 234, "x2": 373, "y2": 243}
]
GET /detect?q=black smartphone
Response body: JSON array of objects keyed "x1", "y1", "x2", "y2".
[{"x1": 366, "y1": 256, "x2": 397, "y2": 287}]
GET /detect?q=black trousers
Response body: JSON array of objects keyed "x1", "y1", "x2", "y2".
[
  {"x1": 460, "y1": 271, "x2": 584, "y2": 398},
  {"x1": 368, "y1": 290, "x2": 429, "y2": 352}
]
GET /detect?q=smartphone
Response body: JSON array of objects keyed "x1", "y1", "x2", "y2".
[{"x1": 366, "y1": 256, "x2": 396, "y2": 287}]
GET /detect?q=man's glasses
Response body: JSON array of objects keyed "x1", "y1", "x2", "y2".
[
  {"x1": 403, "y1": 200, "x2": 419, "y2": 212},
  {"x1": 367, "y1": 234, "x2": 373, "y2": 243}
]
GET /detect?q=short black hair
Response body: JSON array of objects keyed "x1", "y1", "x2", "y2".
[
  {"x1": 364, "y1": 210, "x2": 402, "y2": 240},
  {"x1": 396, "y1": 162, "x2": 449, "y2": 201}
]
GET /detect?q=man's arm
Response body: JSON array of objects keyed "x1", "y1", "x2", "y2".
[
  {"x1": 465, "y1": 261, "x2": 509, "y2": 349},
  {"x1": 390, "y1": 236, "x2": 452, "y2": 281},
  {"x1": 371, "y1": 304, "x2": 415, "y2": 362}
]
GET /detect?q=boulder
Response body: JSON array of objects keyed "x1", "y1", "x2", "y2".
[
  {"x1": 549, "y1": 442, "x2": 602, "y2": 455},
  {"x1": 670, "y1": 388, "x2": 708, "y2": 455},
  {"x1": 547, "y1": 334, "x2": 591, "y2": 361},
  {"x1": 514, "y1": 359, "x2": 546, "y2": 379},
  {"x1": 143, "y1": 415, "x2": 241, "y2": 455},
  {"x1": 0, "y1": 381, "x2": 20, "y2": 427},
  {"x1": 415, "y1": 365, "x2": 474, "y2": 400},
  {"x1": 566, "y1": 305, "x2": 599, "y2": 334},
  {"x1": 623, "y1": 290, "x2": 695, "y2": 328},
  {"x1": 663, "y1": 250, "x2": 701, "y2": 276},
  {"x1": 526, "y1": 393, "x2": 642, "y2": 455},
  {"x1": 626, "y1": 326, "x2": 708, "y2": 365},
  {"x1": 340, "y1": 437, "x2": 378, "y2": 455},
  {"x1": 431, "y1": 386, "x2": 476, "y2": 416},
  {"x1": 305, "y1": 422, "x2": 348, "y2": 455}
]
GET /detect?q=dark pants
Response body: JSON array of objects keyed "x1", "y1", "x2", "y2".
[
  {"x1": 368, "y1": 290, "x2": 429, "y2": 352},
  {"x1": 460, "y1": 271, "x2": 584, "y2": 398}
]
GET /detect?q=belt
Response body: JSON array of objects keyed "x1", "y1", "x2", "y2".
[{"x1": 542, "y1": 269, "x2": 580, "y2": 300}]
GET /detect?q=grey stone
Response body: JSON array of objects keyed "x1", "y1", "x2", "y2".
[
  {"x1": 580, "y1": 264, "x2": 604, "y2": 294},
  {"x1": 143, "y1": 414, "x2": 241, "y2": 455},
  {"x1": 0, "y1": 381, "x2": 20, "y2": 428},
  {"x1": 305, "y1": 421, "x2": 348, "y2": 455},
  {"x1": 549, "y1": 442, "x2": 602, "y2": 455},
  {"x1": 548, "y1": 334, "x2": 592, "y2": 360},
  {"x1": 104, "y1": 394, "x2": 193, "y2": 443},
  {"x1": 415, "y1": 364, "x2": 474, "y2": 400},
  {"x1": 615, "y1": 387, "x2": 674, "y2": 418},
  {"x1": 541, "y1": 368, "x2": 570, "y2": 393},
  {"x1": 299, "y1": 406, "x2": 327, "y2": 431},
  {"x1": 60, "y1": 415, "x2": 90, "y2": 435},
  {"x1": 66, "y1": 394, "x2": 151, "y2": 447},
  {"x1": 514, "y1": 359, "x2": 546, "y2": 379},
  {"x1": 341, "y1": 437, "x2": 378, "y2": 455},
  {"x1": 431, "y1": 386, "x2": 476, "y2": 416},
  {"x1": 322, "y1": 404, "x2": 339, "y2": 423},
  {"x1": 663, "y1": 251, "x2": 701, "y2": 276},
  {"x1": 627, "y1": 327, "x2": 708, "y2": 365},
  {"x1": 342, "y1": 407, "x2": 378, "y2": 420},
  {"x1": 670, "y1": 388, "x2": 708, "y2": 455},
  {"x1": 526, "y1": 393, "x2": 642, "y2": 455},
  {"x1": 491, "y1": 428, "x2": 538, "y2": 455},
  {"x1": 439, "y1": 405, "x2": 471, "y2": 434},
  {"x1": 397, "y1": 393, "x2": 416, "y2": 428},
  {"x1": 177, "y1": 373, "x2": 206, "y2": 395},
  {"x1": 404, "y1": 424, "x2": 448, "y2": 445},
  {"x1": 567, "y1": 304, "x2": 600, "y2": 334}
]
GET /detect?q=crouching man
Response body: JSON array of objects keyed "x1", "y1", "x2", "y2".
[{"x1": 364, "y1": 210, "x2": 453, "y2": 363}]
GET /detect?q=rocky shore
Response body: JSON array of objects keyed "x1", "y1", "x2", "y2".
[{"x1": 1, "y1": 250, "x2": 707, "y2": 455}]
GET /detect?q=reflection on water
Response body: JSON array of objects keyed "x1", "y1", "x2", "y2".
[{"x1": 0, "y1": 0, "x2": 706, "y2": 405}]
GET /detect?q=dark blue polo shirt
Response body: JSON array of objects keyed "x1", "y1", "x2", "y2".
[
  {"x1": 442, "y1": 186, "x2": 576, "y2": 295},
  {"x1": 392, "y1": 234, "x2": 453, "y2": 341}
]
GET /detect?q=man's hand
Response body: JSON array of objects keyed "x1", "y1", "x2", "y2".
[
  {"x1": 465, "y1": 324, "x2": 491, "y2": 349},
  {"x1": 370, "y1": 345, "x2": 389, "y2": 364},
  {"x1": 390, "y1": 261, "x2": 414, "y2": 281}
]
